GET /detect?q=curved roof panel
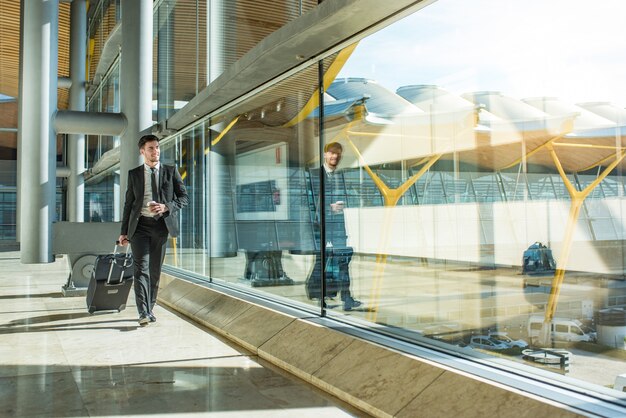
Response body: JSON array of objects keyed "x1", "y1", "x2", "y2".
[
  {"x1": 396, "y1": 85, "x2": 475, "y2": 112},
  {"x1": 522, "y1": 97, "x2": 616, "y2": 131},
  {"x1": 327, "y1": 78, "x2": 422, "y2": 118},
  {"x1": 462, "y1": 91, "x2": 549, "y2": 122},
  {"x1": 577, "y1": 102, "x2": 626, "y2": 124}
]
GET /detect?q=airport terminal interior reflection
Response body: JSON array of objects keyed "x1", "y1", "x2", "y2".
[{"x1": 96, "y1": 0, "x2": 626, "y2": 396}]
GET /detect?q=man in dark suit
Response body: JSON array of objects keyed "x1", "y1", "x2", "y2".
[
  {"x1": 306, "y1": 142, "x2": 362, "y2": 311},
  {"x1": 118, "y1": 134, "x2": 188, "y2": 326}
]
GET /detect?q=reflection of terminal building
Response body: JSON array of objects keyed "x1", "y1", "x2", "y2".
[
  {"x1": 325, "y1": 79, "x2": 626, "y2": 272},
  {"x1": 297, "y1": 78, "x2": 626, "y2": 335},
  {"x1": 202, "y1": 72, "x2": 626, "y2": 384}
]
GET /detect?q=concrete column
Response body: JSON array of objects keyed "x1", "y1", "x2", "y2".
[
  {"x1": 119, "y1": 0, "x2": 153, "y2": 209},
  {"x1": 68, "y1": 0, "x2": 87, "y2": 222},
  {"x1": 18, "y1": 0, "x2": 59, "y2": 263},
  {"x1": 16, "y1": 1, "x2": 25, "y2": 244},
  {"x1": 113, "y1": 175, "x2": 120, "y2": 221},
  {"x1": 58, "y1": 77, "x2": 72, "y2": 89},
  {"x1": 207, "y1": 1, "x2": 234, "y2": 258},
  {"x1": 209, "y1": 148, "x2": 237, "y2": 258}
]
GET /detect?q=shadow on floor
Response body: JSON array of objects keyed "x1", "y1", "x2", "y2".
[
  {"x1": 0, "y1": 311, "x2": 142, "y2": 333},
  {"x1": 0, "y1": 292, "x2": 64, "y2": 300},
  {"x1": 6, "y1": 312, "x2": 97, "y2": 326}
]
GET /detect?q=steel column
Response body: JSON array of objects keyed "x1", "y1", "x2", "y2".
[
  {"x1": 119, "y1": 0, "x2": 153, "y2": 208},
  {"x1": 157, "y1": 1, "x2": 174, "y2": 122},
  {"x1": 207, "y1": 0, "x2": 226, "y2": 83},
  {"x1": 67, "y1": 0, "x2": 87, "y2": 222},
  {"x1": 55, "y1": 110, "x2": 127, "y2": 135},
  {"x1": 18, "y1": 0, "x2": 59, "y2": 263}
]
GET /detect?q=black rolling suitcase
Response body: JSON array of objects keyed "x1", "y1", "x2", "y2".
[
  {"x1": 305, "y1": 246, "x2": 353, "y2": 300},
  {"x1": 86, "y1": 242, "x2": 134, "y2": 314}
]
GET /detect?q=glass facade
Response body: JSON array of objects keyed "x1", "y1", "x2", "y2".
[
  {"x1": 310, "y1": 2, "x2": 626, "y2": 393},
  {"x1": 158, "y1": 59, "x2": 324, "y2": 300},
  {"x1": 77, "y1": 0, "x2": 626, "y2": 406},
  {"x1": 153, "y1": 0, "x2": 318, "y2": 119},
  {"x1": 0, "y1": 187, "x2": 16, "y2": 240},
  {"x1": 84, "y1": 60, "x2": 120, "y2": 222}
]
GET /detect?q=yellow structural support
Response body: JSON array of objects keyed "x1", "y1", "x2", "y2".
[
  {"x1": 344, "y1": 136, "x2": 442, "y2": 206},
  {"x1": 283, "y1": 43, "x2": 359, "y2": 128},
  {"x1": 343, "y1": 136, "x2": 442, "y2": 321},
  {"x1": 538, "y1": 144, "x2": 626, "y2": 345},
  {"x1": 553, "y1": 142, "x2": 626, "y2": 151},
  {"x1": 207, "y1": 115, "x2": 241, "y2": 150},
  {"x1": 499, "y1": 133, "x2": 567, "y2": 171}
]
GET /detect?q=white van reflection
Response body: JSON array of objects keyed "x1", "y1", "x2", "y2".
[{"x1": 528, "y1": 315, "x2": 597, "y2": 343}]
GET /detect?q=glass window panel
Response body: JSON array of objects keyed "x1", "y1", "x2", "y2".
[
  {"x1": 166, "y1": 60, "x2": 322, "y2": 311},
  {"x1": 159, "y1": 125, "x2": 208, "y2": 275},
  {"x1": 85, "y1": 175, "x2": 115, "y2": 223},
  {"x1": 316, "y1": 0, "x2": 626, "y2": 398}
]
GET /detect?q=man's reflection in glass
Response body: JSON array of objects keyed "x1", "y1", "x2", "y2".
[{"x1": 306, "y1": 142, "x2": 363, "y2": 311}]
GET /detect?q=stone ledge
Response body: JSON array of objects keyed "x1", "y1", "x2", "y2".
[{"x1": 157, "y1": 273, "x2": 582, "y2": 418}]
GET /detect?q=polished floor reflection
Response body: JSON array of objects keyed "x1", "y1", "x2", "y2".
[{"x1": 0, "y1": 251, "x2": 363, "y2": 417}]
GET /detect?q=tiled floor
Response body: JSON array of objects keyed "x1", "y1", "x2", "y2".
[{"x1": 0, "y1": 252, "x2": 364, "y2": 417}]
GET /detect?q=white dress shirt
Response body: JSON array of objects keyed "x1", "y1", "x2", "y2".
[{"x1": 141, "y1": 162, "x2": 160, "y2": 217}]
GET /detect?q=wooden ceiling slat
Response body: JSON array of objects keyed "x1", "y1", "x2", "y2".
[{"x1": 0, "y1": 2, "x2": 70, "y2": 109}]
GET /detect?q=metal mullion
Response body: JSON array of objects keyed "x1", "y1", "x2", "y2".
[
  {"x1": 497, "y1": 171, "x2": 508, "y2": 202},
  {"x1": 317, "y1": 59, "x2": 327, "y2": 317}
]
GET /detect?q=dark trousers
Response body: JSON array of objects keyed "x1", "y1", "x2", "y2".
[
  {"x1": 131, "y1": 216, "x2": 169, "y2": 316},
  {"x1": 306, "y1": 246, "x2": 353, "y2": 301}
]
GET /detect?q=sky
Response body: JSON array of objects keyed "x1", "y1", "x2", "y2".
[{"x1": 338, "y1": 0, "x2": 626, "y2": 107}]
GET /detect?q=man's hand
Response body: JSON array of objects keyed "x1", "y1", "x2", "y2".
[
  {"x1": 149, "y1": 202, "x2": 169, "y2": 215},
  {"x1": 330, "y1": 201, "x2": 345, "y2": 213},
  {"x1": 118, "y1": 235, "x2": 129, "y2": 245}
]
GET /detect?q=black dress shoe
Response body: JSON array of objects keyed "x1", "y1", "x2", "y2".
[
  {"x1": 343, "y1": 297, "x2": 363, "y2": 311},
  {"x1": 148, "y1": 313, "x2": 156, "y2": 323},
  {"x1": 138, "y1": 314, "x2": 150, "y2": 326}
]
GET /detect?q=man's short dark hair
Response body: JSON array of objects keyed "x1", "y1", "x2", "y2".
[
  {"x1": 324, "y1": 142, "x2": 343, "y2": 153},
  {"x1": 138, "y1": 134, "x2": 160, "y2": 149}
]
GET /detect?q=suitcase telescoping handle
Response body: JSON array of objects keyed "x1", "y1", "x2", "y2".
[
  {"x1": 114, "y1": 241, "x2": 132, "y2": 265},
  {"x1": 107, "y1": 241, "x2": 132, "y2": 284}
]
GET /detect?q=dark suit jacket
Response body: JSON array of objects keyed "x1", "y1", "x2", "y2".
[
  {"x1": 309, "y1": 167, "x2": 348, "y2": 248},
  {"x1": 121, "y1": 164, "x2": 189, "y2": 239}
]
